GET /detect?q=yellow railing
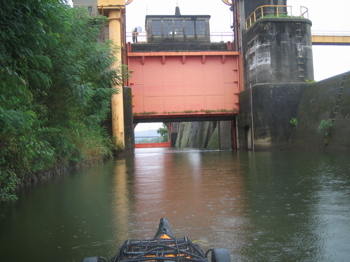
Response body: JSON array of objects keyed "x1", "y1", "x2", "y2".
[{"x1": 246, "y1": 5, "x2": 309, "y2": 30}]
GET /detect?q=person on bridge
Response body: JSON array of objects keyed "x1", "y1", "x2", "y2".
[{"x1": 132, "y1": 28, "x2": 138, "y2": 43}]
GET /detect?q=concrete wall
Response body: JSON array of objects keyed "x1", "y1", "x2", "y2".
[
  {"x1": 237, "y1": 16, "x2": 314, "y2": 151},
  {"x1": 237, "y1": 83, "x2": 305, "y2": 150},
  {"x1": 291, "y1": 72, "x2": 350, "y2": 152},
  {"x1": 173, "y1": 121, "x2": 233, "y2": 150},
  {"x1": 219, "y1": 121, "x2": 233, "y2": 150},
  {"x1": 237, "y1": 72, "x2": 350, "y2": 152},
  {"x1": 72, "y1": 0, "x2": 99, "y2": 16},
  {"x1": 243, "y1": 18, "x2": 313, "y2": 86},
  {"x1": 174, "y1": 121, "x2": 216, "y2": 149}
]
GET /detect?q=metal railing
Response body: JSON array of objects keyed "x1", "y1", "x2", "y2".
[
  {"x1": 126, "y1": 32, "x2": 147, "y2": 43},
  {"x1": 246, "y1": 5, "x2": 309, "y2": 30},
  {"x1": 73, "y1": 4, "x2": 235, "y2": 43},
  {"x1": 125, "y1": 32, "x2": 234, "y2": 43},
  {"x1": 210, "y1": 32, "x2": 234, "y2": 43}
]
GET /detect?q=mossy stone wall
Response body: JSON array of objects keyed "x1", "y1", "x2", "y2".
[
  {"x1": 291, "y1": 72, "x2": 350, "y2": 152},
  {"x1": 237, "y1": 72, "x2": 350, "y2": 152}
]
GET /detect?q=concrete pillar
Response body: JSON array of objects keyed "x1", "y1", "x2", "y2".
[
  {"x1": 219, "y1": 121, "x2": 233, "y2": 150},
  {"x1": 123, "y1": 86, "x2": 134, "y2": 153},
  {"x1": 243, "y1": 18, "x2": 313, "y2": 85},
  {"x1": 170, "y1": 133, "x2": 177, "y2": 147}
]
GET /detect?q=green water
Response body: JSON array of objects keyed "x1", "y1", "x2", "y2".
[{"x1": 1, "y1": 149, "x2": 350, "y2": 261}]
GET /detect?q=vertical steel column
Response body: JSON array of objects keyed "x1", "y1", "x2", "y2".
[
  {"x1": 109, "y1": 7, "x2": 125, "y2": 150},
  {"x1": 98, "y1": 0, "x2": 128, "y2": 150}
]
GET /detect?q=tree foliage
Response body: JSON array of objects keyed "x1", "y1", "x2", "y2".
[
  {"x1": 157, "y1": 124, "x2": 169, "y2": 142},
  {"x1": 0, "y1": 0, "x2": 122, "y2": 202}
]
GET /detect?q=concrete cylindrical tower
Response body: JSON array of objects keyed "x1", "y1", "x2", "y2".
[{"x1": 243, "y1": 17, "x2": 314, "y2": 85}]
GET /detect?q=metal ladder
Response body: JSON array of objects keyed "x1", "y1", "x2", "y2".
[{"x1": 295, "y1": 23, "x2": 305, "y2": 81}]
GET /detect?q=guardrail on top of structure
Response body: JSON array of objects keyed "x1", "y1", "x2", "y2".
[
  {"x1": 125, "y1": 32, "x2": 234, "y2": 43},
  {"x1": 73, "y1": 4, "x2": 235, "y2": 43},
  {"x1": 245, "y1": 5, "x2": 309, "y2": 30}
]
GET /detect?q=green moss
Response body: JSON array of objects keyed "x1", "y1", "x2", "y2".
[{"x1": 207, "y1": 126, "x2": 219, "y2": 149}]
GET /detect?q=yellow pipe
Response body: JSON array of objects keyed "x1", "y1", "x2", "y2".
[{"x1": 312, "y1": 35, "x2": 350, "y2": 45}]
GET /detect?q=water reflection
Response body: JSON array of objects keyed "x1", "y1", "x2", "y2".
[
  {"x1": 0, "y1": 150, "x2": 350, "y2": 262},
  {"x1": 235, "y1": 152, "x2": 350, "y2": 261},
  {"x1": 313, "y1": 156, "x2": 350, "y2": 261},
  {"x1": 121, "y1": 149, "x2": 248, "y2": 258},
  {"x1": 111, "y1": 158, "x2": 133, "y2": 249}
]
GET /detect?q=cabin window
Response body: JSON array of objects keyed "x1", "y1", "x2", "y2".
[
  {"x1": 174, "y1": 20, "x2": 183, "y2": 35},
  {"x1": 152, "y1": 20, "x2": 162, "y2": 35},
  {"x1": 185, "y1": 20, "x2": 195, "y2": 35},
  {"x1": 196, "y1": 20, "x2": 206, "y2": 35},
  {"x1": 163, "y1": 20, "x2": 173, "y2": 35}
]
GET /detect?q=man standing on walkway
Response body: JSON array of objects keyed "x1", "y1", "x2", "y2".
[{"x1": 132, "y1": 28, "x2": 138, "y2": 43}]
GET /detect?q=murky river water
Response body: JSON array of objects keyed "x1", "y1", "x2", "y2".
[{"x1": 1, "y1": 149, "x2": 350, "y2": 262}]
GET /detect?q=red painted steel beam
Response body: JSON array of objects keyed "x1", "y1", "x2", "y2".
[
  {"x1": 135, "y1": 142, "x2": 170, "y2": 148},
  {"x1": 128, "y1": 51, "x2": 240, "y2": 57}
]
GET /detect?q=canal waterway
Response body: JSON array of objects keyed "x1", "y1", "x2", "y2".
[{"x1": 1, "y1": 149, "x2": 350, "y2": 261}]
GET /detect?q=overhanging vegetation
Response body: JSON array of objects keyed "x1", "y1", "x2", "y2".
[{"x1": 0, "y1": 0, "x2": 122, "y2": 202}]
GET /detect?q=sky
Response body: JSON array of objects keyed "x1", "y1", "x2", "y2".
[
  {"x1": 124, "y1": 0, "x2": 350, "y2": 82},
  {"x1": 125, "y1": 0, "x2": 350, "y2": 131},
  {"x1": 69, "y1": 0, "x2": 350, "y2": 81},
  {"x1": 69, "y1": 0, "x2": 350, "y2": 131}
]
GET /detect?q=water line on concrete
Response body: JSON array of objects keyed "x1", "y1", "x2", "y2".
[{"x1": 250, "y1": 84, "x2": 255, "y2": 152}]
